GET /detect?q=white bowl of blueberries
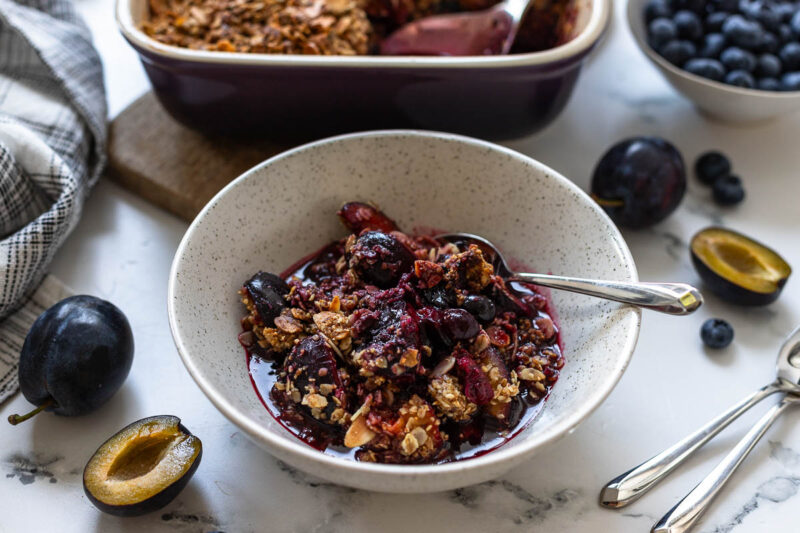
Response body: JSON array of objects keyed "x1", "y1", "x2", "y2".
[{"x1": 627, "y1": 0, "x2": 800, "y2": 122}]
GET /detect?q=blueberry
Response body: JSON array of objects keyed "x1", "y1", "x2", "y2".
[
  {"x1": 756, "y1": 53, "x2": 782, "y2": 76},
  {"x1": 649, "y1": 18, "x2": 679, "y2": 48},
  {"x1": 791, "y1": 11, "x2": 800, "y2": 36},
  {"x1": 776, "y1": 2, "x2": 797, "y2": 23},
  {"x1": 757, "y1": 31, "x2": 780, "y2": 53},
  {"x1": 699, "y1": 33, "x2": 727, "y2": 57},
  {"x1": 695, "y1": 151, "x2": 731, "y2": 185},
  {"x1": 674, "y1": 10, "x2": 704, "y2": 40},
  {"x1": 705, "y1": 11, "x2": 729, "y2": 32},
  {"x1": 722, "y1": 15, "x2": 764, "y2": 49},
  {"x1": 721, "y1": 47, "x2": 757, "y2": 71},
  {"x1": 712, "y1": 175, "x2": 746, "y2": 205},
  {"x1": 661, "y1": 40, "x2": 697, "y2": 65},
  {"x1": 778, "y1": 24, "x2": 793, "y2": 43},
  {"x1": 757, "y1": 77, "x2": 782, "y2": 90},
  {"x1": 712, "y1": 0, "x2": 739, "y2": 12},
  {"x1": 781, "y1": 71, "x2": 800, "y2": 90},
  {"x1": 646, "y1": 0, "x2": 673, "y2": 22},
  {"x1": 725, "y1": 69, "x2": 756, "y2": 86},
  {"x1": 701, "y1": 319, "x2": 734, "y2": 349},
  {"x1": 779, "y1": 42, "x2": 800, "y2": 70},
  {"x1": 740, "y1": 0, "x2": 782, "y2": 32},
  {"x1": 685, "y1": 58, "x2": 727, "y2": 80},
  {"x1": 670, "y1": 0, "x2": 705, "y2": 14}
]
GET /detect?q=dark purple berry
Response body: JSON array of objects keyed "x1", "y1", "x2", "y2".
[
  {"x1": 756, "y1": 53, "x2": 782, "y2": 77},
  {"x1": 779, "y1": 42, "x2": 800, "y2": 70},
  {"x1": 701, "y1": 318, "x2": 734, "y2": 349},
  {"x1": 441, "y1": 308, "x2": 481, "y2": 342},
  {"x1": 722, "y1": 15, "x2": 764, "y2": 49},
  {"x1": 721, "y1": 47, "x2": 757, "y2": 71},
  {"x1": 646, "y1": 0, "x2": 673, "y2": 22},
  {"x1": 695, "y1": 151, "x2": 731, "y2": 185},
  {"x1": 781, "y1": 71, "x2": 800, "y2": 90},
  {"x1": 705, "y1": 11, "x2": 728, "y2": 32},
  {"x1": 712, "y1": 175, "x2": 745, "y2": 205},
  {"x1": 757, "y1": 77, "x2": 781, "y2": 90},
  {"x1": 461, "y1": 295, "x2": 496, "y2": 323},
  {"x1": 649, "y1": 18, "x2": 678, "y2": 48},
  {"x1": 685, "y1": 58, "x2": 727, "y2": 80},
  {"x1": 699, "y1": 33, "x2": 727, "y2": 57},
  {"x1": 725, "y1": 69, "x2": 756, "y2": 87},
  {"x1": 661, "y1": 39, "x2": 697, "y2": 65},
  {"x1": 674, "y1": 10, "x2": 704, "y2": 40}
]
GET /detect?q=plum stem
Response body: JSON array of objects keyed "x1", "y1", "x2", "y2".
[
  {"x1": 7, "y1": 398, "x2": 55, "y2": 425},
  {"x1": 590, "y1": 194, "x2": 625, "y2": 208}
]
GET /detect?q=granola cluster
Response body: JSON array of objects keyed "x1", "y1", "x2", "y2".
[
  {"x1": 142, "y1": 0, "x2": 573, "y2": 55},
  {"x1": 238, "y1": 202, "x2": 564, "y2": 464}
]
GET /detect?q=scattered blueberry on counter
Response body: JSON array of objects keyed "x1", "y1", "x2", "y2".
[
  {"x1": 645, "y1": 0, "x2": 800, "y2": 91},
  {"x1": 701, "y1": 318, "x2": 735, "y2": 348},
  {"x1": 694, "y1": 150, "x2": 745, "y2": 205}
]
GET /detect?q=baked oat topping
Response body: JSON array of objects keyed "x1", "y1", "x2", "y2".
[{"x1": 239, "y1": 202, "x2": 564, "y2": 464}]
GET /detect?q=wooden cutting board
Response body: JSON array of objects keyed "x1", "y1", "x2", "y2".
[{"x1": 107, "y1": 92, "x2": 293, "y2": 221}]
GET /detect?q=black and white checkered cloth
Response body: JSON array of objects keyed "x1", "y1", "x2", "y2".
[{"x1": 0, "y1": 0, "x2": 107, "y2": 403}]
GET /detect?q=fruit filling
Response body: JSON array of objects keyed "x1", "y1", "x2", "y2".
[{"x1": 239, "y1": 202, "x2": 564, "y2": 464}]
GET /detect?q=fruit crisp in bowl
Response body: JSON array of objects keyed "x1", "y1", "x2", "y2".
[{"x1": 238, "y1": 202, "x2": 564, "y2": 465}]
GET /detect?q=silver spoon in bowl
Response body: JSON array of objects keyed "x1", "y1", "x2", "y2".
[
  {"x1": 435, "y1": 232, "x2": 703, "y2": 315},
  {"x1": 380, "y1": 0, "x2": 534, "y2": 56}
]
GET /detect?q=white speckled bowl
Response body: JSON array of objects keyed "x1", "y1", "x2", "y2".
[
  {"x1": 627, "y1": 0, "x2": 800, "y2": 123},
  {"x1": 168, "y1": 130, "x2": 641, "y2": 493}
]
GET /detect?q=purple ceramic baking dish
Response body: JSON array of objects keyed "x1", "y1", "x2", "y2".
[{"x1": 116, "y1": 0, "x2": 609, "y2": 139}]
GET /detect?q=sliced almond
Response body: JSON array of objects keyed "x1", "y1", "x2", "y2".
[{"x1": 344, "y1": 415, "x2": 376, "y2": 448}]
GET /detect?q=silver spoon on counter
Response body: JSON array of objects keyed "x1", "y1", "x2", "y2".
[
  {"x1": 600, "y1": 325, "x2": 800, "y2": 532},
  {"x1": 380, "y1": 0, "x2": 534, "y2": 56},
  {"x1": 435, "y1": 233, "x2": 703, "y2": 315}
]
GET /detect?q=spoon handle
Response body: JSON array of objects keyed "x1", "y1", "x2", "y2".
[
  {"x1": 599, "y1": 381, "x2": 783, "y2": 508},
  {"x1": 652, "y1": 393, "x2": 798, "y2": 533},
  {"x1": 508, "y1": 273, "x2": 703, "y2": 315}
]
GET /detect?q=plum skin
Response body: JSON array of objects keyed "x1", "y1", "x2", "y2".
[
  {"x1": 18, "y1": 295, "x2": 134, "y2": 417},
  {"x1": 591, "y1": 137, "x2": 687, "y2": 228}
]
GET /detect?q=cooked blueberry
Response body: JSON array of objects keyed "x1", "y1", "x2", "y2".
[
  {"x1": 757, "y1": 77, "x2": 782, "y2": 90},
  {"x1": 725, "y1": 69, "x2": 756, "y2": 87},
  {"x1": 779, "y1": 42, "x2": 800, "y2": 70},
  {"x1": 461, "y1": 295, "x2": 496, "y2": 323},
  {"x1": 661, "y1": 39, "x2": 697, "y2": 65},
  {"x1": 243, "y1": 271, "x2": 289, "y2": 325},
  {"x1": 699, "y1": 33, "x2": 727, "y2": 57},
  {"x1": 791, "y1": 11, "x2": 800, "y2": 36},
  {"x1": 756, "y1": 53, "x2": 782, "y2": 77},
  {"x1": 705, "y1": 12, "x2": 728, "y2": 32},
  {"x1": 695, "y1": 151, "x2": 731, "y2": 185},
  {"x1": 10, "y1": 296, "x2": 134, "y2": 425},
  {"x1": 722, "y1": 15, "x2": 764, "y2": 49},
  {"x1": 721, "y1": 47, "x2": 757, "y2": 71},
  {"x1": 781, "y1": 71, "x2": 800, "y2": 90},
  {"x1": 441, "y1": 309, "x2": 481, "y2": 342},
  {"x1": 701, "y1": 319, "x2": 734, "y2": 349},
  {"x1": 591, "y1": 137, "x2": 686, "y2": 228},
  {"x1": 347, "y1": 231, "x2": 415, "y2": 288},
  {"x1": 685, "y1": 58, "x2": 727, "y2": 79},
  {"x1": 649, "y1": 18, "x2": 678, "y2": 48},
  {"x1": 646, "y1": 0, "x2": 673, "y2": 22},
  {"x1": 674, "y1": 10, "x2": 704, "y2": 40},
  {"x1": 712, "y1": 175, "x2": 746, "y2": 205}
]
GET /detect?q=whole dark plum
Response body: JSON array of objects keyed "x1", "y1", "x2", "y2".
[
  {"x1": 591, "y1": 137, "x2": 687, "y2": 228},
  {"x1": 10, "y1": 295, "x2": 134, "y2": 425},
  {"x1": 347, "y1": 231, "x2": 415, "y2": 288}
]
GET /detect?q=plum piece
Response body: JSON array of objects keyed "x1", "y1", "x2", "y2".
[
  {"x1": 455, "y1": 351, "x2": 493, "y2": 405},
  {"x1": 462, "y1": 294, "x2": 496, "y2": 322},
  {"x1": 280, "y1": 335, "x2": 349, "y2": 421},
  {"x1": 337, "y1": 202, "x2": 400, "y2": 234},
  {"x1": 347, "y1": 231, "x2": 415, "y2": 288},
  {"x1": 489, "y1": 277, "x2": 533, "y2": 317},
  {"x1": 243, "y1": 271, "x2": 290, "y2": 325},
  {"x1": 479, "y1": 346, "x2": 519, "y2": 423},
  {"x1": 83, "y1": 415, "x2": 201, "y2": 517},
  {"x1": 350, "y1": 292, "x2": 421, "y2": 377},
  {"x1": 10, "y1": 295, "x2": 134, "y2": 425},
  {"x1": 417, "y1": 307, "x2": 480, "y2": 347}
]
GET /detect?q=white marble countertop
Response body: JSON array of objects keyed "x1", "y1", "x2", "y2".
[{"x1": 2, "y1": 0, "x2": 799, "y2": 531}]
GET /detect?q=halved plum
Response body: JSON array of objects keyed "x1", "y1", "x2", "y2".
[
  {"x1": 347, "y1": 231, "x2": 415, "y2": 288},
  {"x1": 83, "y1": 415, "x2": 201, "y2": 517},
  {"x1": 243, "y1": 271, "x2": 290, "y2": 325},
  {"x1": 691, "y1": 227, "x2": 791, "y2": 306},
  {"x1": 337, "y1": 202, "x2": 400, "y2": 234}
]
